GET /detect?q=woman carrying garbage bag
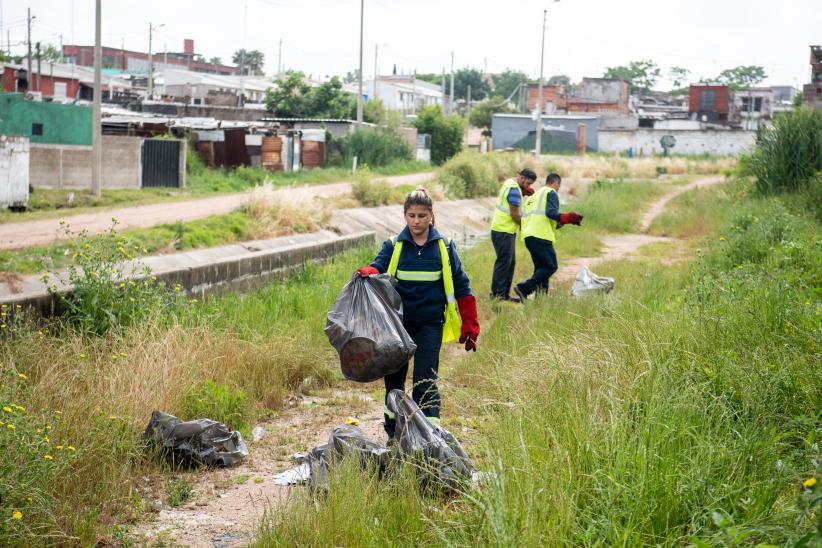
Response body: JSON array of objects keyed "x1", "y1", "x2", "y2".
[{"x1": 356, "y1": 188, "x2": 480, "y2": 440}]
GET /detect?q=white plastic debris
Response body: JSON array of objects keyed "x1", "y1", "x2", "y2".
[
  {"x1": 272, "y1": 463, "x2": 311, "y2": 486},
  {"x1": 571, "y1": 266, "x2": 615, "y2": 297},
  {"x1": 252, "y1": 426, "x2": 265, "y2": 442}
]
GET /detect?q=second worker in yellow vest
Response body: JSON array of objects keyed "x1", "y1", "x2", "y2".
[
  {"x1": 489, "y1": 168, "x2": 536, "y2": 301},
  {"x1": 513, "y1": 172, "x2": 583, "y2": 301}
]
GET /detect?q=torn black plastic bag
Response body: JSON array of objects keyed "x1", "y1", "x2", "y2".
[
  {"x1": 143, "y1": 411, "x2": 248, "y2": 468},
  {"x1": 307, "y1": 424, "x2": 390, "y2": 490},
  {"x1": 326, "y1": 274, "x2": 416, "y2": 382},
  {"x1": 386, "y1": 389, "x2": 474, "y2": 488}
]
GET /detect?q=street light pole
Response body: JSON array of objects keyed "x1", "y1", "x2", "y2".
[
  {"x1": 534, "y1": 8, "x2": 547, "y2": 156},
  {"x1": 356, "y1": 0, "x2": 364, "y2": 126},
  {"x1": 92, "y1": 0, "x2": 101, "y2": 197},
  {"x1": 373, "y1": 43, "x2": 378, "y2": 101},
  {"x1": 147, "y1": 22, "x2": 153, "y2": 99}
]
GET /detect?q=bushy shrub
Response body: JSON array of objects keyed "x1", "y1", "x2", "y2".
[
  {"x1": 741, "y1": 108, "x2": 822, "y2": 194},
  {"x1": 335, "y1": 128, "x2": 413, "y2": 168},
  {"x1": 438, "y1": 151, "x2": 520, "y2": 198},
  {"x1": 43, "y1": 222, "x2": 178, "y2": 335},
  {"x1": 414, "y1": 105, "x2": 466, "y2": 165}
]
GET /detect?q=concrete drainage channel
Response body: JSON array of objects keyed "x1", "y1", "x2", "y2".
[{"x1": 0, "y1": 198, "x2": 497, "y2": 315}]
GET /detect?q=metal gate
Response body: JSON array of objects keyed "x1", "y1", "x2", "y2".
[{"x1": 141, "y1": 139, "x2": 180, "y2": 188}]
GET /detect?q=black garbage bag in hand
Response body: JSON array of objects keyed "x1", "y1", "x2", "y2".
[
  {"x1": 307, "y1": 424, "x2": 390, "y2": 490},
  {"x1": 326, "y1": 274, "x2": 416, "y2": 382},
  {"x1": 386, "y1": 389, "x2": 474, "y2": 488},
  {"x1": 143, "y1": 411, "x2": 248, "y2": 468}
]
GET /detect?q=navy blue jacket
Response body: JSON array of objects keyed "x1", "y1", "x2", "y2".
[
  {"x1": 545, "y1": 190, "x2": 561, "y2": 222},
  {"x1": 370, "y1": 225, "x2": 472, "y2": 324}
]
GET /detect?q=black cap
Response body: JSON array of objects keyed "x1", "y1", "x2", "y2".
[{"x1": 518, "y1": 168, "x2": 537, "y2": 181}]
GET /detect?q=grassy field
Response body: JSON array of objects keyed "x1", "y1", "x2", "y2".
[
  {"x1": 258, "y1": 181, "x2": 822, "y2": 546},
  {"x1": 0, "y1": 158, "x2": 429, "y2": 224}
]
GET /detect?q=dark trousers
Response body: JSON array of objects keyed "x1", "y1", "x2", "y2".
[
  {"x1": 517, "y1": 236, "x2": 558, "y2": 297},
  {"x1": 384, "y1": 320, "x2": 443, "y2": 438},
  {"x1": 490, "y1": 230, "x2": 517, "y2": 299}
]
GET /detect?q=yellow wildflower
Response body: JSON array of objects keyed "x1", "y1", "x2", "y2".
[
  {"x1": 17, "y1": 373, "x2": 26, "y2": 380},
  {"x1": 79, "y1": 353, "x2": 87, "y2": 359},
  {"x1": 1, "y1": 324, "x2": 6, "y2": 329},
  {"x1": 56, "y1": 445, "x2": 64, "y2": 450},
  {"x1": 43, "y1": 454, "x2": 53, "y2": 461},
  {"x1": 804, "y1": 477, "x2": 817, "y2": 488},
  {"x1": 42, "y1": 436, "x2": 50, "y2": 443},
  {"x1": 15, "y1": 405, "x2": 24, "y2": 411},
  {"x1": 2, "y1": 406, "x2": 12, "y2": 413},
  {"x1": 55, "y1": 410, "x2": 62, "y2": 415},
  {"x1": 12, "y1": 510, "x2": 22, "y2": 520},
  {"x1": 719, "y1": 236, "x2": 726, "y2": 241},
  {"x1": 0, "y1": 420, "x2": 4, "y2": 426},
  {"x1": 7, "y1": 424, "x2": 15, "y2": 430},
  {"x1": 67, "y1": 445, "x2": 76, "y2": 452}
]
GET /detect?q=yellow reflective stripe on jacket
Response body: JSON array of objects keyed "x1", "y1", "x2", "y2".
[
  {"x1": 490, "y1": 179, "x2": 520, "y2": 234},
  {"x1": 385, "y1": 235, "x2": 462, "y2": 344},
  {"x1": 396, "y1": 270, "x2": 442, "y2": 282},
  {"x1": 522, "y1": 186, "x2": 557, "y2": 242}
]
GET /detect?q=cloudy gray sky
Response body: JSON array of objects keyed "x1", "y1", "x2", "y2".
[{"x1": 3, "y1": 0, "x2": 819, "y2": 89}]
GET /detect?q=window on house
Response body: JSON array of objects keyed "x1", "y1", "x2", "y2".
[
  {"x1": 699, "y1": 90, "x2": 716, "y2": 111},
  {"x1": 740, "y1": 96, "x2": 763, "y2": 112},
  {"x1": 31, "y1": 123, "x2": 43, "y2": 136},
  {"x1": 638, "y1": 118, "x2": 654, "y2": 128}
]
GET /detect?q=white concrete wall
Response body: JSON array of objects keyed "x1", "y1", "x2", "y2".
[
  {"x1": 598, "y1": 129, "x2": 756, "y2": 156},
  {"x1": 0, "y1": 135, "x2": 29, "y2": 208},
  {"x1": 30, "y1": 135, "x2": 143, "y2": 189}
]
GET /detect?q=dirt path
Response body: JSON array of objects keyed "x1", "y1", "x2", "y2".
[
  {"x1": 129, "y1": 175, "x2": 725, "y2": 547},
  {"x1": 0, "y1": 172, "x2": 434, "y2": 251}
]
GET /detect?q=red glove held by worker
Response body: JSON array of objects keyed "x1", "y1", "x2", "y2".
[
  {"x1": 355, "y1": 265, "x2": 379, "y2": 277},
  {"x1": 522, "y1": 186, "x2": 535, "y2": 196},
  {"x1": 559, "y1": 212, "x2": 584, "y2": 226},
  {"x1": 457, "y1": 295, "x2": 480, "y2": 352}
]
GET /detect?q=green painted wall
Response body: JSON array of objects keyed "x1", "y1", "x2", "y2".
[{"x1": 0, "y1": 93, "x2": 92, "y2": 145}]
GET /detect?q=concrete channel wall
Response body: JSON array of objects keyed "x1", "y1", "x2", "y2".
[{"x1": 1, "y1": 230, "x2": 375, "y2": 317}]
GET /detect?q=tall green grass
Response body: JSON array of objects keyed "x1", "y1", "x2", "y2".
[
  {"x1": 257, "y1": 182, "x2": 821, "y2": 546},
  {"x1": 740, "y1": 108, "x2": 822, "y2": 194}
]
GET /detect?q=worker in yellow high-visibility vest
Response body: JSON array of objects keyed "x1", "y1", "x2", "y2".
[
  {"x1": 489, "y1": 168, "x2": 536, "y2": 301},
  {"x1": 514, "y1": 172, "x2": 583, "y2": 301}
]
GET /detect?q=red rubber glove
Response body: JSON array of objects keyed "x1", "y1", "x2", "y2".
[
  {"x1": 523, "y1": 186, "x2": 535, "y2": 196},
  {"x1": 559, "y1": 212, "x2": 584, "y2": 226},
  {"x1": 356, "y1": 265, "x2": 379, "y2": 277},
  {"x1": 457, "y1": 295, "x2": 480, "y2": 352}
]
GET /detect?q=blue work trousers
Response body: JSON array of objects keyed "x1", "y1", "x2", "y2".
[
  {"x1": 384, "y1": 320, "x2": 443, "y2": 438},
  {"x1": 517, "y1": 236, "x2": 558, "y2": 297}
]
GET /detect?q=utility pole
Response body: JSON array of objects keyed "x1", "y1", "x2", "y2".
[
  {"x1": 534, "y1": 9, "x2": 547, "y2": 156},
  {"x1": 356, "y1": 0, "x2": 364, "y2": 126},
  {"x1": 449, "y1": 51, "x2": 454, "y2": 114},
  {"x1": 373, "y1": 43, "x2": 378, "y2": 100},
  {"x1": 147, "y1": 22, "x2": 153, "y2": 99},
  {"x1": 92, "y1": 0, "x2": 102, "y2": 198},
  {"x1": 58, "y1": 34, "x2": 63, "y2": 61},
  {"x1": 441, "y1": 68, "x2": 446, "y2": 109},
  {"x1": 466, "y1": 84, "x2": 471, "y2": 116},
  {"x1": 277, "y1": 38, "x2": 282, "y2": 75},
  {"x1": 239, "y1": 0, "x2": 247, "y2": 108},
  {"x1": 35, "y1": 41, "x2": 40, "y2": 92},
  {"x1": 121, "y1": 37, "x2": 125, "y2": 70},
  {"x1": 411, "y1": 69, "x2": 417, "y2": 114},
  {"x1": 27, "y1": 8, "x2": 32, "y2": 91}
]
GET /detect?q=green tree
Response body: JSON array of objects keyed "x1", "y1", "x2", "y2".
[
  {"x1": 547, "y1": 74, "x2": 570, "y2": 86},
  {"x1": 415, "y1": 73, "x2": 442, "y2": 85},
  {"x1": 266, "y1": 72, "x2": 313, "y2": 117},
  {"x1": 603, "y1": 59, "x2": 661, "y2": 94},
  {"x1": 454, "y1": 68, "x2": 491, "y2": 101},
  {"x1": 342, "y1": 69, "x2": 360, "y2": 85},
  {"x1": 414, "y1": 105, "x2": 465, "y2": 165},
  {"x1": 668, "y1": 66, "x2": 691, "y2": 88},
  {"x1": 492, "y1": 69, "x2": 529, "y2": 99},
  {"x1": 265, "y1": 72, "x2": 355, "y2": 118},
  {"x1": 40, "y1": 43, "x2": 61, "y2": 62},
  {"x1": 469, "y1": 96, "x2": 514, "y2": 137},
  {"x1": 362, "y1": 98, "x2": 387, "y2": 125},
  {"x1": 208, "y1": 56, "x2": 223, "y2": 65},
  {"x1": 716, "y1": 65, "x2": 766, "y2": 90},
  {"x1": 232, "y1": 49, "x2": 265, "y2": 75}
]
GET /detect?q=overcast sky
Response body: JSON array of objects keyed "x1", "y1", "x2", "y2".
[{"x1": 3, "y1": 0, "x2": 819, "y2": 89}]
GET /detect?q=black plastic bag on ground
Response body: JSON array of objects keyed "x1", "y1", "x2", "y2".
[
  {"x1": 307, "y1": 424, "x2": 390, "y2": 490},
  {"x1": 326, "y1": 274, "x2": 416, "y2": 382},
  {"x1": 143, "y1": 411, "x2": 248, "y2": 468},
  {"x1": 386, "y1": 389, "x2": 474, "y2": 488}
]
